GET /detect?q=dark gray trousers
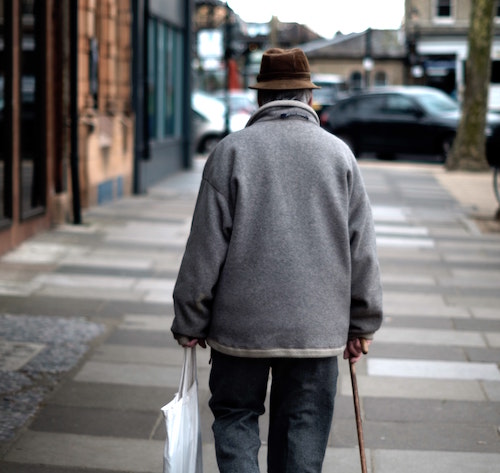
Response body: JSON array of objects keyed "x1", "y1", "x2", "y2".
[{"x1": 208, "y1": 350, "x2": 338, "y2": 473}]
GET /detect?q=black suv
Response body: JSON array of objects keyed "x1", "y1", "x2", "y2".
[{"x1": 319, "y1": 86, "x2": 500, "y2": 164}]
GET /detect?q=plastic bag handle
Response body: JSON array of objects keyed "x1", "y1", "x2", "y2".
[{"x1": 178, "y1": 347, "x2": 197, "y2": 397}]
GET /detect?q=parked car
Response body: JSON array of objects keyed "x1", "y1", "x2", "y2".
[
  {"x1": 311, "y1": 73, "x2": 349, "y2": 113},
  {"x1": 192, "y1": 91, "x2": 251, "y2": 154},
  {"x1": 319, "y1": 85, "x2": 500, "y2": 162},
  {"x1": 213, "y1": 89, "x2": 257, "y2": 115}
]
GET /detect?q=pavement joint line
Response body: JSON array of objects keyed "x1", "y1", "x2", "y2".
[{"x1": 367, "y1": 358, "x2": 500, "y2": 381}]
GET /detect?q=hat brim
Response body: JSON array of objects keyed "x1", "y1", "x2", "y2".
[{"x1": 249, "y1": 79, "x2": 320, "y2": 90}]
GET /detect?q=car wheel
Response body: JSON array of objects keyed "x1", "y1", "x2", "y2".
[{"x1": 440, "y1": 135, "x2": 454, "y2": 163}]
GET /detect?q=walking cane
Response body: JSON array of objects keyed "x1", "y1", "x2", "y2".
[{"x1": 349, "y1": 338, "x2": 369, "y2": 473}]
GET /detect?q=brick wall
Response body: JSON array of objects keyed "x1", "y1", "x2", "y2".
[{"x1": 78, "y1": 0, "x2": 134, "y2": 208}]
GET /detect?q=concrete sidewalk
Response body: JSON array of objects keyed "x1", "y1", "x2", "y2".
[{"x1": 0, "y1": 158, "x2": 499, "y2": 472}]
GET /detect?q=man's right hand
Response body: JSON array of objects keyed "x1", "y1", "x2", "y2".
[{"x1": 177, "y1": 336, "x2": 207, "y2": 348}]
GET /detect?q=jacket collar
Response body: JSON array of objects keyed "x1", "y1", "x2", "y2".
[{"x1": 246, "y1": 100, "x2": 320, "y2": 128}]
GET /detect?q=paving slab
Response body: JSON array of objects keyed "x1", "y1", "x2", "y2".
[
  {"x1": 0, "y1": 295, "x2": 105, "y2": 318},
  {"x1": 134, "y1": 278, "x2": 176, "y2": 292},
  {"x1": 340, "y1": 375, "x2": 487, "y2": 401},
  {"x1": 61, "y1": 254, "x2": 154, "y2": 270},
  {"x1": 91, "y1": 344, "x2": 211, "y2": 367},
  {"x1": 454, "y1": 318, "x2": 500, "y2": 331},
  {"x1": 471, "y1": 307, "x2": 500, "y2": 320},
  {"x1": 382, "y1": 291, "x2": 470, "y2": 318},
  {"x1": 375, "y1": 326, "x2": 486, "y2": 347},
  {"x1": 104, "y1": 329, "x2": 176, "y2": 348},
  {"x1": 465, "y1": 346, "x2": 500, "y2": 363},
  {"x1": 483, "y1": 381, "x2": 500, "y2": 401},
  {"x1": 446, "y1": 294, "x2": 500, "y2": 309},
  {"x1": 3, "y1": 430, "x2": 370, "y2": 473},
  {"x1": 363, "y1": 397, "x2": 500, "y2": 424},
  {"x1": 30, "y1": 405, "x2": 161, "y2": 439},
  {"x1": 363, "y1": 420, "x2": 500, "y2": 452},
  {"x1": 0, "y1": 463, "x2": 118, "y2": 473},
  {"x1": 48, "y1": 381, "x2": 175, "y2": 412},
  {"x1": 384, "y1": 313, "x2": 457, "y2": 328},
  {"x1": 381, "y1": 273, "x2": 437, "y2": 286},
  {"x1": 367, "y1": 358, "x2": 500, "y2": 381},
  {"x1": 486, "y1": 332, "x2": 500, "y2": 348},
  {"x1": 120, "y1": 313, "x2": 173, "y2": 331},
  {"x1": 73, "y1": 361, "x2": 211, "y2": 389},
  {"x1": 96, "y1": 300, "x2": 169, "y2": 318},
  {"x1": 35, "y1": 285, "x2": 146, "y2": 301},
  {"x1": 34, "y1": 273, "x2": 137, "y2": 289},
  {"x1": 4, "y1": 431, "x2": 165, "y2": 472},
  {"x1": 1, "y1": 242, "x2": 87, "y2": 264},
  {"x1": 367, "y1": 342, "x2": 467, "y2": 361},
  {"x1": 372, "y1": 449, "x2": 500, "y2": 473}
]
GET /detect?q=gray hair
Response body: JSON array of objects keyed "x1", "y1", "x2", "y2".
[{"x1": 258, "y1": 89, "x2": 313, "y2": 106}]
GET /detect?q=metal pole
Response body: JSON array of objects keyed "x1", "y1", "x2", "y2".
[
  {"x1": 70, "y1": 0, "x2": 81, "y2": 224},
  {"x1": 182, "y1": 0, "x2": 193, "y2": 169},
  {"x1": 224, "y1": 4, "x2": 231, "y2": 136}
]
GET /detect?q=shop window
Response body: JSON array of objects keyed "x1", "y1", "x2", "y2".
[
  {"x1": 0, "y1": 0, "x2": 12, "y2": 225},
  {"x1": 147, "y1": 17, "x2": 184, "y2": 142},
  {"x1": 20, "y1": 0, "x2": 45, "y2": 218}
]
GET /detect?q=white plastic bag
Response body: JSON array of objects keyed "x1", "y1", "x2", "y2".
[{"x1": 161, "y1": 347, "x2": 203, "y2": 473}]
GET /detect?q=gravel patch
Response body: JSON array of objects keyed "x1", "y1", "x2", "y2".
[{"x1": 0, "y1": 314, "x2": 105, "y2": 441}]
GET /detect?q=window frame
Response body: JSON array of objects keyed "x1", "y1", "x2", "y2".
[
  {"x1": 147, "y1": 16, "x2": 184, "y2": 143},
  {"x1": 433, "y1": 0, "x2": 454, "y2": 24}
]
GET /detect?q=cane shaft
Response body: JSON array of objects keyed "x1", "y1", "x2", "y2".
[{"x1": 350, "y1": 362, "x2": 368, "y2": 473}]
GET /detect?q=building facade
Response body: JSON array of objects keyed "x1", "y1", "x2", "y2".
[
  {"x1": 302, "y1": 29, "x2": 407, "y2": 92},
  {"x1": 1, "y1": 0, "x2": 64, "y2": 254},
  {"x1": 0, "y1": 0, "x2": 193, "y2": 256},
  {"x1": 132, "y1": 0, "x2": 193, "y2": 194},
  {"x1": 406, "y1": 0, "x2": 500, "y2": 106}
]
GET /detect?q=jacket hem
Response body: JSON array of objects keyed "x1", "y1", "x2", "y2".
[{"x1": 207, "y1": 339, "x2": 345, "y2": 358}]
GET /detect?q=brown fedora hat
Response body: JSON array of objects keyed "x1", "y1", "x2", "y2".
[{"x1": 249, "y1": 48, "x2": 320, "y2": 90}]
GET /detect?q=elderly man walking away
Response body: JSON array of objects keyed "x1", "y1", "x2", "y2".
[{"x1": 171, "y1": 48, "x2": 383, "y2": 473}]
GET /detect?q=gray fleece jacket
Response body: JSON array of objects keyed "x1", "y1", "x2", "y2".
[{"x1": 172, "y1": 99, "x2": 383, "y2": 358}]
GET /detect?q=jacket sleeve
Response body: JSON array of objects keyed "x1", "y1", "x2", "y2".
[
  {"x1": 347, "y1": 163, "x2": 383, "y2": 340},
  {"x1": 171, "y1": 178, "x2": 233, "y2": 339}
]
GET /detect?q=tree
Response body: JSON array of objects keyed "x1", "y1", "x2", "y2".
[{"x1": 446, "y1": 0, "x2": 496, "y2": 171}]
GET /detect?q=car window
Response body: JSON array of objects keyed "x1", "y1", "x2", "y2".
[
  {"x1": 336, "y1": 99, "x2": 357, "y2": 115},
  {"x1": 417, "y1": 92, "x2": 459, "y2": 114},
  {"x1": 383, "y1": 95, "x2": 419, "y2": 115},
  {"x1": 356, "y1": 96, "x2": 385, "y2": 114}
]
